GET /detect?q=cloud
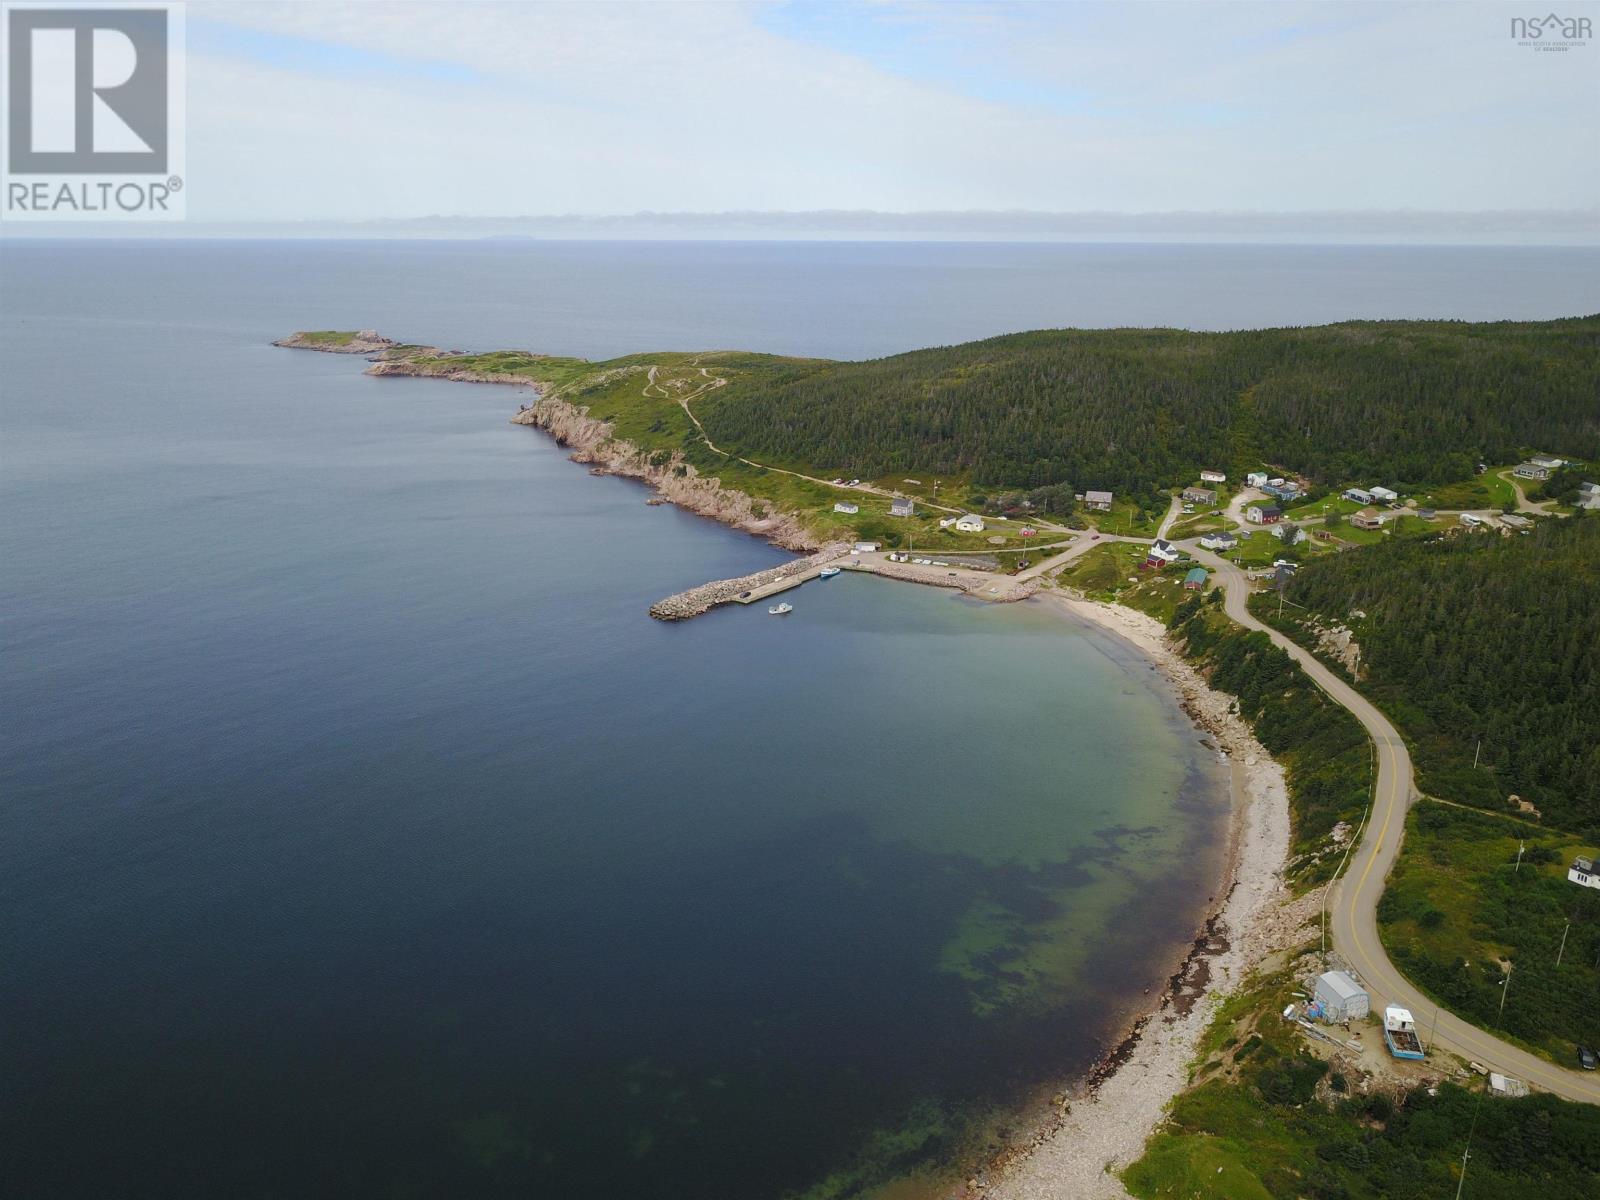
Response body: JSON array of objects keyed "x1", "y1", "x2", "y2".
[{"x1": 179, "y1": 0, "x2": 1599, "y2": 221}]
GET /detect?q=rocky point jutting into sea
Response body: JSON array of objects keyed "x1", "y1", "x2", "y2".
[{"x1": 354, "y1": 349, "x2": 822, "y2": 551}]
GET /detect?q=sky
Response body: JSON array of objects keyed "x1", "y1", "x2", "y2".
[{"x1": 82, "y1": 0, "x2": 1600, "y2": 224}]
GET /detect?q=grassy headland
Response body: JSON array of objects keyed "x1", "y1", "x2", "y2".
[{"x1": 283, "y1": 316, "x2": 1600, "y2": 549}]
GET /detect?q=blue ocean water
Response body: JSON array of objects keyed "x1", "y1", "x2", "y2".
[{"x1": 2, "y1": 240, "x2": 1592, "y2": 1198}]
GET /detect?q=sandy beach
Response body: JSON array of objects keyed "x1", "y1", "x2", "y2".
[{"x1": 974, "y1": 592, "x2": 1309, "y2": 1200}]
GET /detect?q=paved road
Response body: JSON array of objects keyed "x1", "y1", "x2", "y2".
[{"x1": 1184, "y1": 542, "x2": 1600, "y2": 1103}]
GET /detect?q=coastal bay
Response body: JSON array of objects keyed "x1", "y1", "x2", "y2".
[
  {"x1": 272, "y1": 324, "x2": 1304, "y2": 1194},
  {"x1": 8, "y1": 239, "x2": 1590, "y2": 1198},
  {"x1": 5, "y1": 241, "x2": 1239, "y2": 1199}
]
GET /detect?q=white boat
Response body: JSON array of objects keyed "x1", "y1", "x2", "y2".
[
  {"x1": 768, "y1": 602, "x2": 793, "y2": 615},
  {"x1": 819, "y1": 566, "x2": 841, "y2": 578}
]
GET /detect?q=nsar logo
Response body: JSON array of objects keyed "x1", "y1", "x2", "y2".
[{"x1": 1510, "y1": 11, "x2": 1592, "y2": 50}]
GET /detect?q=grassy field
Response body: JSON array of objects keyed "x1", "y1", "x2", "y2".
[
  {"x1": 1092, "y1": 497, "x2": 1165, "y2": 537},
  {"x1": 1167, "y1": 513, "x2": 1228, "y2": 539},
  {"x1": 1051, "y1": 543, "x2": 1201, "y2": 623},
  {"x1": 1227, "y1": 529, "x2": 1291, "y2": 567},
  {"x1": 1414, "y1": 469, "x2": 1519, "y2": 512},
  {"x1": 1326, "y1": 522, "x2": 1388, "y2": 547},
  {"x1": 1285, "y1": 495, "x2": 1362, "y2": 522},
  {"x1": 1379, "y1": 801, "x2": 1600, "y2": 1064}
]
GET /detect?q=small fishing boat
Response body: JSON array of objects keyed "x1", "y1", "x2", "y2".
[
  {"x1": 768, "y1": 602, "x2": 794, "y2": 615},
  {"x1": 818, "y1": 566, "x2": 841, "y2": 578}
]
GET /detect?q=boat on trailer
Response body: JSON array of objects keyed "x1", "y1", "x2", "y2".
[{"x1": 1383, "y1": 1005, "x2": 1424, "y2": 1060}]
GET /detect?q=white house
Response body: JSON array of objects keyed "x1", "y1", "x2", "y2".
[
  {"x1": 852, "y1": 541, "x2": 880, "y2": 553},
  {"x1": 954, "y1": 513, "x2": 985, "y2": 533},
  {"x1": 1530, "y1": 454, "x2": 1565, "y2": 469},
  {"x1": 1579, "y1": 482, "x2": 1600, "y2": 510},
  {"x1": 833, "y1": 501, "x2": 860, "y2": 514},
  {"x1": 1569, "y1": 857, "x2": 1600, "y2": 891},
  {"x1": 1273, "y1": 524, "x2": 1308, "y2": 545},
  {"x1": 1199, "y1": 531, "x2": 1238, "y2": 551},
  {"x1": 1200, "y1": 470, "x2": 1227, "y2": 483},
  {"x1": 1370, "y1": 486, "x2": 1399, "y2": 502},
  {"x1": 1145, "y1": 538, "x2": 1180, "y2": 564},
  {"x1": 1083, "y1": 490, "x2": 1114, "y2": 511},
  {"x1": 1313, "y1": 971, "x2": 1369, "y2": 1022},
  {"x1": 1514, "y1": 462, "x2": 1552, "y2": 480},
  {"x1": 1246, "y1": 471, "x2": 1269, "y2": 489},
  {"x1": 889, "y1": 497, "x2": 915, "y2": 517},
  {"x1": 1343, "y1": 488, "x2": 1374, "y2": 505},
  {"x1": 938, "y1": 515, "x2": 959, "y2": 529}
]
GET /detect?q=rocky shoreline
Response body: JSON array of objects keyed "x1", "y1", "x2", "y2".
[
  {"x1": 508, "y1": 393, "x2": 820, "y2": 551},
  {"x1": 274, "y1": 334, "x2": 823, "y2": 552}
]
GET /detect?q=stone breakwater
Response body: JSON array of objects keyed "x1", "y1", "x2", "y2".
[{"x1": 650, "y1": 544, "x2": 853, "y2": 620}]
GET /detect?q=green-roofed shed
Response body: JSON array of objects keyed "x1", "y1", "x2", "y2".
[{"x1": 1183, "y1": 566, "x2": 1208, "y2": 590}]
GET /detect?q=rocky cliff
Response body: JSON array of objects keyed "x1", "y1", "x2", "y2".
[
  {"x1": 275, "y1": 333, "x2": 821, "y2": 553},
  {"x1": 511, "y1": 395, "x2": 818, "y2": 550}
]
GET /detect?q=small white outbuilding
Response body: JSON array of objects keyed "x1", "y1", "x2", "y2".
[{"x1": 1313, "y1": 970, "x2": 1369, "y2": 1022}]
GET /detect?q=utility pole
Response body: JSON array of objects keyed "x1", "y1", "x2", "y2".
[
  {"x1": 1473, "y1": 738, "x2": 1482, "y2": 770},
  {"x1": 1557, "y1": 921, "x2": 1571, "y2": 967},
  {"x1": 1454, "y1": 1089, "x2": 1485, "y2": 1200},
  {"x1": 1429, "y1": 1007, "x2": 1440, "y2": 1052},
  {"x1": 1498, "y1": 963, "x2": 1513, "y2": 1018},
  {"x1": 1515, "y1": 841, "x2": 1525, "y2": 872}
]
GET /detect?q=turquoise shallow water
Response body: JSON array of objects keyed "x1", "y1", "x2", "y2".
[{"x1": 11, "y1": 238, "x2": 1574, "y2": 1197}]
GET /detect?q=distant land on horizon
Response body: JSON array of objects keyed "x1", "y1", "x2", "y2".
[{"x1": 5, "y1": 208, "x2": 1598, "y2": 243}]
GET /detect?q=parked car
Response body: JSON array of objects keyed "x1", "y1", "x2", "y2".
[{"x1": 1579, "y1": 1044, "x2": 1597, "y2": 1071}]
